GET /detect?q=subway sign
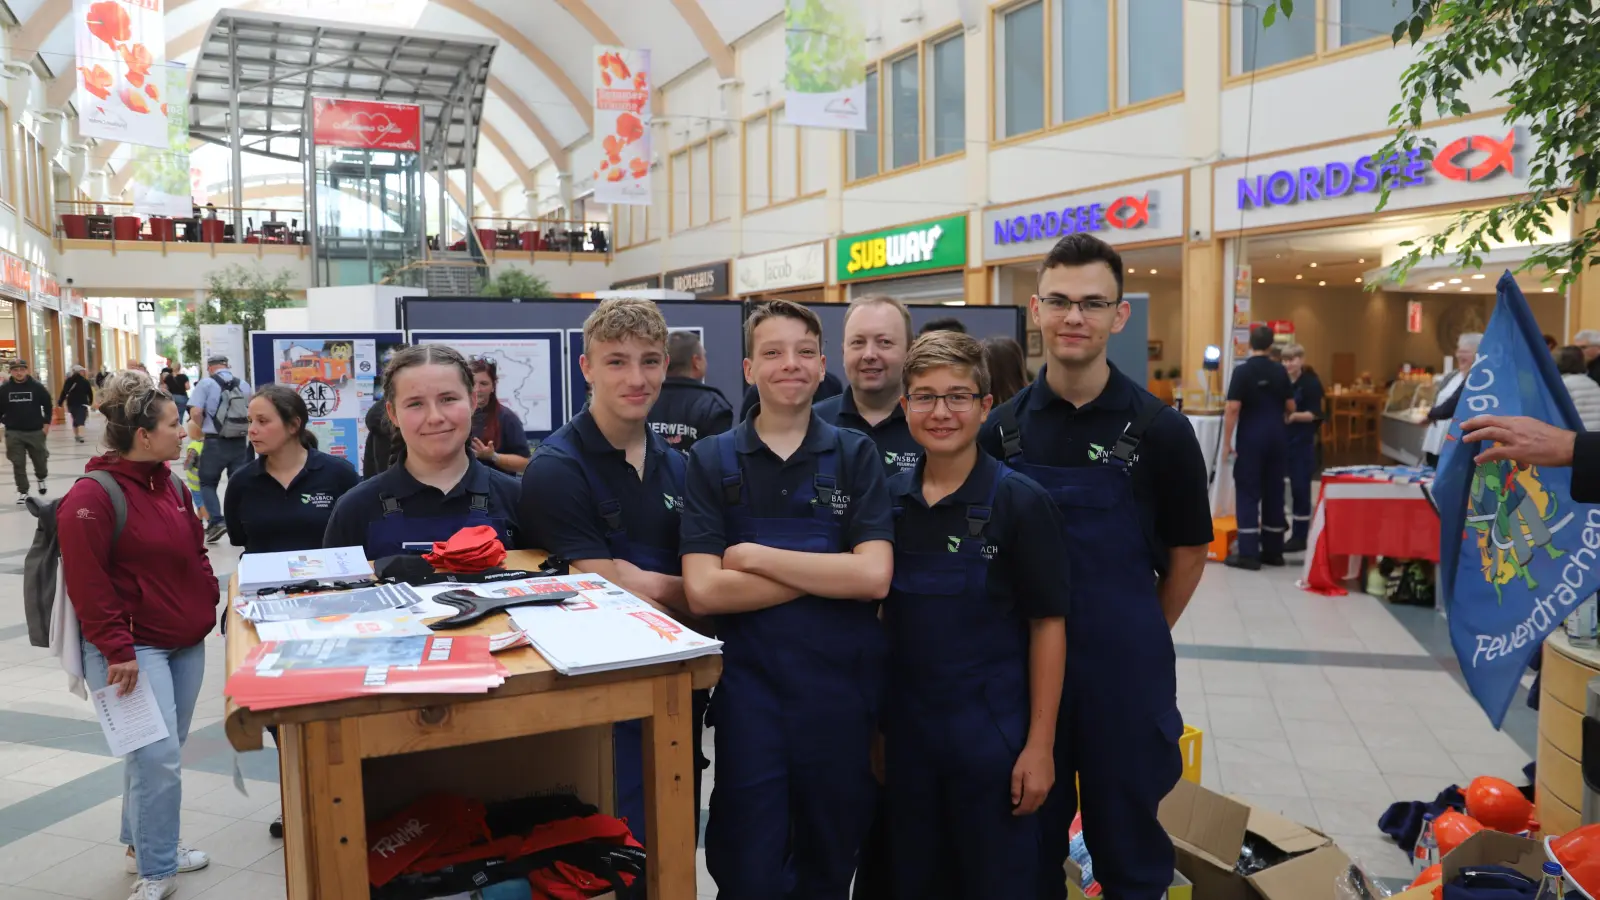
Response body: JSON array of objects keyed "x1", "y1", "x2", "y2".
[
  {"x1": 1236, "y1": 130, "x2": 1518, "y2": 210},
  {"x1": 837, "y1": 215, "x2": 968, "y2": 282}
]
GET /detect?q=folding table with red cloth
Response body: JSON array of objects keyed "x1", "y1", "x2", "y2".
[{"x1": 1299, "y1": 468, "x2": 1439, "y2": 596}]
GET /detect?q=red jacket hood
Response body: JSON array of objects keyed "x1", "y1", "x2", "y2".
[{"x1": 84, "y1": 453, "x2": 177, "y2": 490}]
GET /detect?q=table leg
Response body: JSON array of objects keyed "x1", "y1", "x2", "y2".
[
  {"x1": 302, "y1": 719, "x2": 369, "y2": 899},
  {"x1": 277, "y1": 724, "x2": 314, "y2": 900},
  {"x1": 643, "y1": 671, "x2": 696, "y2": 898}
]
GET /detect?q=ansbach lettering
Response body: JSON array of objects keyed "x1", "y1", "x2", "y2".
[{"x1": 846, "y1": 225, "x2": 944, "y2": 275}]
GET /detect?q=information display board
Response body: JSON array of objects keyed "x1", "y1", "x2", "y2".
[
  {"x1": 250, "y1": 330, "x2": 405, "y2": 475},
  {"x1": 409, "y1": 330, "x2": 565, "y2": 440}
]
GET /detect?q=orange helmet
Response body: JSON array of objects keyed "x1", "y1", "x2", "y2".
[
  {"x1": 1433, "y1": 810, "x2": 1485, "y2": 856},
  {"x1": 1409, "y1": 863, "x2": 1442, "y2": 889},
  {"x1": 1547, "y1": 825, "x2": 1600, "y2": 900},
  {"x1": 1464, "y1": 776, "x2": 1535, "y2": 833}
]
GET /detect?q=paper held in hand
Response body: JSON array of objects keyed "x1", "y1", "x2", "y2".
[
  {"x1": 92, "y1": 678, "x2": 170, "y2": 757},
  {"x1": 501, "y1": 575, "x2": 723, "y2": 676}
]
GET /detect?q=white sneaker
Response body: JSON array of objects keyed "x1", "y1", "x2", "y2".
[
  {"x1": 124, "y1": 844, "x2": 209, "y2": 874},
  {"x1": 127, "y1": 878, "x2": 176, "y2": 900}
]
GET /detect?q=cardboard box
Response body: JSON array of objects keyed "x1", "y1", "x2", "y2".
[
  {"x1": 1066, "y1": 860, "x2": 1192, "y2": 900},
  {"x1": 1158, "y1": 778, "x2": 1352, "y2": 900},
  {"x1": 1387, "y1": 831, "x2": 1549, "y2": 900}
]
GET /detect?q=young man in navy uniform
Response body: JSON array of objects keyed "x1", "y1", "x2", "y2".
[
  {"x1": 884, "y1": 330, "x2": 1067, "y2": 898},
  {"x1": 681, "y1": 299, "x2": 894, "y2": 900},
  {"x1": 648, "y1": 329, "x2": 732, "y2": 452},
  {"x1": 1223, "y1": 325, "x2": 1296, "y2": 570},
  {"x1": 521, "y1": 298, "x2": 703, "y2": 845},
  {"x1": 814, "y1": 294, "x2": 923, "y2": 478},
  {"x1": 978, "y1": 232, "x2": 1212, "y2": 900}
]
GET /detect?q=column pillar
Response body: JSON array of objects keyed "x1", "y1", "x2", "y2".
[{"x1": 1182, "y1": 237, "x2": 1224, "y2": 393}]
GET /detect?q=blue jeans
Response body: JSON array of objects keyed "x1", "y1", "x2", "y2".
[
  {"x1": 198, "y1": 436, "x2": 251, "y2": 521},
  {"x1": 170, "y1": 393, "x2": 188, "y2": 425},
  {"x1": 82, "y1": 640, "x2": 206, "y2": 880}
]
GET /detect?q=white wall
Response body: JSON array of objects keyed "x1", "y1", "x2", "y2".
[{"x1": 57, "y1": 247, "x2": 312, "y2": 294}]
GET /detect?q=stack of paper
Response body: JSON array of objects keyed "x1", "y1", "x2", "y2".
[
  {"x1": 226, "y1": 635, "x2": 509, "y2": 710},
  {"x1": 237, "y1": 545, "x2": 374, "y2": 594},
  {"x1": 238, "y1": 584, "x2": 424, "y2": 624},
  {"x1": 502, "y1": 575, "x2": 722, "y2": 676}
]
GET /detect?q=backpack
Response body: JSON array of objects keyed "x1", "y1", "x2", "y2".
[
  {"x1": 211, "y1": 374, "x2": 250, "y2": 439},
  {"x1": 22, "y1": 469, "x2": 186, "y2": 648}
]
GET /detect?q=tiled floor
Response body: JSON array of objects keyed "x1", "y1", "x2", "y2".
[{"x1": 0, "y1": 423, "x2": 1533, "y2": 899}]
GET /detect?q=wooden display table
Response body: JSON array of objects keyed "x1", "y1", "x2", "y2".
[
  {"x1": 1537, "y1": 632, "x2": 1599, "y2": 833},
  {"x1": 223, "y1": 549, "x2": 722, "y2": 899}
]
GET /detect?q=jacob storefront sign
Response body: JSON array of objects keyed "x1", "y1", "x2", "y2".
[
  {"x1": 609, "y1": 275, "x2": 661, "y2": 291},
  {"x1": 665, "y1": 262, "x2": 730, "y2": 298},
  {"x1": 983, "y1": 174, "x2": 1186, "y2": 263},
  {"x1": 1216, "y1": 121, "x2": 1534, "y2": 231},
  {"x1": 837, "y1": 215, "x2": 968, "y2": 282},
  {"x1": 735, "y1": 242, "x2": 826, "y2": 294},
  {"x1": 311, "y1": 98, "x2": 422, "y2": 152}
]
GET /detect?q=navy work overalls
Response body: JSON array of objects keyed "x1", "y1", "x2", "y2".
[
  {"x1": 884, "y1": 460, "x2": 1039, "y2": 899},
  {"x1": 1287, "y1": 377, "x2": 1318, "y2": 545},
  {"x1": 702, "y1": 429, "x2": 885, "y2": 900},
  {"x1": 997, "y1": 399, "x2": 1183, "y2": 900},
  {"x1": 1233, "y1": 360, "x2": 1289, "y2": 559},
  {"x1": 364, "y1": 490, "x2": 513, "y2": 560},
  {"x1": 540, "y1": 432, "x2": 694, "y2": 847}
]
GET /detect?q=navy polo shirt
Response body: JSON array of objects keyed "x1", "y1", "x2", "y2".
[
  {"x1": 648, "y1": 376, "x2": 733, "y2": 452},
  {"x1": 224, "y1": 449, "x2": 360, "y2": 554},
  {"x1": 813, "y1": 390, "x2": 922, "y2": 478},
  {"x1": 322, "y1": 455, "x2": 522, "y2": 557},
  {"x1": 681, "y1": 410, "x2": 895, "y2": 557},
  {"x1": 522, "y1": 409, "x2": 686, "y2": 564},
  {"x1": 472, "y1": 405, "x2": 532, "y2": 475},
  {"x1": 978, "y1": 363, "x2": 1214, "y2": 550},
  {"x1": 1228, "y1": 355, "x2": 1294, "y2": 438},
  {"x1": 887, "y1": 452, "x2": 1071, "y2": 620}
]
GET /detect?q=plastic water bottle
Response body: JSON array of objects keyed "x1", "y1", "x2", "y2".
[
  {"x1": 1567, "y1": 595, "x2": 1599, "y2": 648},
  {"x1": 1414, "y1": 813, "x2": 1440, "y2": 873},
  {"x1": 1535, "y1": 861, "x2": 1565, "y2": 900}
]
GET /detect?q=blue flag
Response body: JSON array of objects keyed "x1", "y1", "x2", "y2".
[{"x1": 1434, "y1": 271, "x2": 1594, "y2": 727}]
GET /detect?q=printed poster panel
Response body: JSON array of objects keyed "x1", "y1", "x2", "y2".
[
  {"x1": 75, "y1": 0, "x2": 168, "y2": 148},
  {"x1": 592, "y1": 47, "x2": 651, "y2": 206},
  {"x1": 415, "y1": 336, "x2": 556, "y2": 434},
  {"x1": 199, "y1": 323, "x2": 244, "y2": 377},
  {"x1": 271, "y1": 338, "x2": 377, "y2": 468},
  {"x1": 784, "y1": 0, "x2": 867, "y2": 130},
  {"x1": 131, "y1": 63, "x2": 191, "y2": 218}
]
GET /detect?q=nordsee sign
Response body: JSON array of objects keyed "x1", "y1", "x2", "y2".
[
  {"x1": 982, "y1": 174, "x2": 1186, "y2": 262},
  {"x1": 1215, "y1": 122, "x2": 1530, "y2": 231}
]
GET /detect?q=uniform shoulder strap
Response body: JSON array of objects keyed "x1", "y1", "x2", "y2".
[
  {"x1": 1110, "y1": 399, "x2": 1166, "y2": 464},
  {"x1": 716, "y1": 433, "x2": 743, "y2": 506},
  {"x1": 79, "y1": 471, "x2": 128, "y2": 543}
]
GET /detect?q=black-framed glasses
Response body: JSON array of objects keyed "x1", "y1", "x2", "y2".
[
  {"x1": 905, "y1": 391, "x2": 980, "y2": 413},
  {"x1": 1037, "y1": 295, "x2": 1118, "y2": 315}
]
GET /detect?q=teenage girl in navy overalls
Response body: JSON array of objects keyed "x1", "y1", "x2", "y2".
[
  {"x1": 883, "y1": 332, "x2": 1067, "y2": 899},
  {"x1": 321, "y1": 344, "x2": 518, "y2": 560}
]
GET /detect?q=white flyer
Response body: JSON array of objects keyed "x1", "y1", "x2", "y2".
[{"x1": 91, "y1": 678, "x2": 171, "y2": 758}]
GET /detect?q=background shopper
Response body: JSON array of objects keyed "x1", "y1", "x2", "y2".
[
  {"x1": 1, "y1": 358, "x2": 51, "y2": 502},
  {"x1": 59, "y1": 364, "x2": 94, "y2": 443},
  {"x1": 58, "y1": 369, "x2": 216, "y2": 900},
  {"x1": 468, "y1": 357, "x2": 531, "y2": 475},
  {"x1": 1558, "y1": 346, "x2": 1600, "y2": 430},
  {"x1": 187, "y1": 355, "x2": 252, "y2": 543},
  {"x1": 1280, "y1": 344, "x2": 1324, "y2": 552}
]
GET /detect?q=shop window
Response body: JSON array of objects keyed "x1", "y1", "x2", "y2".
[
  {"x1": 1329, "y1": 0, "x2": 1405, "y2": 49},
  {"x1": 998, "y1": 1, "x2": 1046, "y2": 138},
  {"x1": 1121, "y1": 0, "x2": 1184, "y2": 104},
  {"x1": 690, "y1": 142, "x2": 711, "y2": 228},
  {"x1": 19, "y1": 126, "x2": 51, "y2": 231},
  {"x1": 1237, "y1": 0, "x2": 1316, "y2": 72},
  {"x1": 801, "y1": 122, "x2": 831, "y2": 195},
  {"x1": 0, "y1": 104, "x2": 11, "y2": 209},
  {"x1": 887, "y1": 53, "x2": 920, "y2": 170},
  {"x1": 850, "y1": 68, "x2": 880, "y2": 180},
  {"x1": 744, "y1": 113, "x2": 770, "y2": 211},
  {"x1": 926, "y1": 32, "x2": 965, "y2": 160},
  {"x1": 712, "y1": 132, "x2": 735, "y2": 221},
  {"x1": 1056, "y1": 0, "x2": 1110, "y2": 123},
  {"x1": 669, "y1": 150, "x2": 689, "y2": 233}
]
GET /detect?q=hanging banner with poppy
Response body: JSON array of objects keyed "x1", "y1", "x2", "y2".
[
  {"x1": 74, "y1": 0, "x2": 167, "y2": 148},
  {"x1": 591, "y1": 46, "x2": 651, "y2": 207},
  {"x1": 130, "y1": 63, "x2": 190, "y2": 218}
]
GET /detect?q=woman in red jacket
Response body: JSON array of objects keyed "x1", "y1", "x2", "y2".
[{"x1": 59, "y1": 370, "x2": 218, "y2": 900}]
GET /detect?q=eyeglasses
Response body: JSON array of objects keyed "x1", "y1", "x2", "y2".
[
  {"x1": 1037, "y1": 295, "x2": 1118, "y2": 315},
  {"x1": 905, "y1": 391, "x2": 980, "y2": 412}
]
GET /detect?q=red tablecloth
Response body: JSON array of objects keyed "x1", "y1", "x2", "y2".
[{"x1": 1300, "y1": 475, "x2": 1439, "y2": 595}]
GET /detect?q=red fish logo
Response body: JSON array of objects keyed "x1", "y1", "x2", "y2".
[
  {"x1": 1105, "y1": 193, "x2": 1151, "y2": 230},
  {"x1": 1433, "y1": 131, "x2": 1516, "y2": 182}
]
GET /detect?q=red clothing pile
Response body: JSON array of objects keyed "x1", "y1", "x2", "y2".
[{"x1": 58, "y1": 455, "x2": 217, "y2": 663}]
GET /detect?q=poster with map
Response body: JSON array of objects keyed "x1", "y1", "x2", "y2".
[{"x1": 413, "y1": 332, "x2": 562, "y2": 435}]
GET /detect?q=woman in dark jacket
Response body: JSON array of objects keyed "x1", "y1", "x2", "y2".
[
  {"x1": 1282, "y1": 343, "x2": 1325, "y2": 552},
  {"x1": 59, "y1": 370, "x2": 217, "y2": 897},
  {"x1": 57, "y1": 365, "x2": 94, "y2": 443}
]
